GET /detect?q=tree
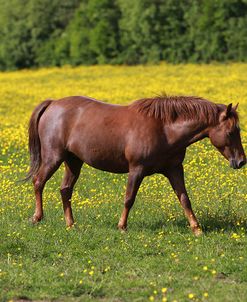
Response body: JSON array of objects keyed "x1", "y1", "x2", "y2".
[
  {"x1": 0, "y1": 0, "x2": 33, "y2": 70},
  {"x1": 55, "y1": 0, "x2": 121, "y2": 65},
  {"x1": 118, "y1": 0, "x2": 162, "y2": 64}
]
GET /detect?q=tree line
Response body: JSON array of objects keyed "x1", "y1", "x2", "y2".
[{"x1": 0, "y1": 0, "x2": 247, "y2": 70}]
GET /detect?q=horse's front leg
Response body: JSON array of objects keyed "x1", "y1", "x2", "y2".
[
  {"x1": 164, "y1": 164, "x2": 202, "y2": 236},
  {"x1": 118, "y1": 166, "x2": 144, "y2": 231}
]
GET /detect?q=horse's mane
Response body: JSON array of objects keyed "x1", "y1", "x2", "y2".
[{"x1": 129, "y1": 96, "x2": 222, "y2": 125}]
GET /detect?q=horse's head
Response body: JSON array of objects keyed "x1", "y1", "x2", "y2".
[{"x1": 209, "y1": 103, "x2": 246, "y2": 169}]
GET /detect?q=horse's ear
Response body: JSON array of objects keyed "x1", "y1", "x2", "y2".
[
  {"x1": 220, "y1": 103, "x2": 232, "y2": 121},
  {"x1": 226, "y1": 103, "x2": 232, "y2": 116},
  {"x1": 233, "y1": 103, "x2": 239, "y2": 111}
]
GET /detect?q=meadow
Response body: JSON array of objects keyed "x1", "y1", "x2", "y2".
[{"x1": 0, "y1": 64, "x2": 246, "y2": 302}]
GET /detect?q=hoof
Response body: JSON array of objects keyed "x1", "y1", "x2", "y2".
[
  {"x1": 192, "y1": 226, "x2": 203, "y2": 236},
  {"x1": 30, "y1": 215, "x2": 42, "y2": 224},
  {"x1": 117, "y1": 223, "x2": 127, "y2": 233},
  {"x1": 66, "y1": 223, "x2": 75, "y2": 229}
]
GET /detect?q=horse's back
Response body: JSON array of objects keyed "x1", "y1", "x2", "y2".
[{"x1": 40, "y1": 95, "x2": 126, "y2": 127}]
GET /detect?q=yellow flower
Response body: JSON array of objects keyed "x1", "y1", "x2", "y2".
[
  {"x1": 231, "y1": 233, "x2": 240, "y2": 239},
  {"x1": 188, "y1": 293, "x2": 194, "y2": 299}
]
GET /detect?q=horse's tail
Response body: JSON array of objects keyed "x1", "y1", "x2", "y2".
[{"x1": 24, "y1": 99, "x2": 53, "y2": 181}]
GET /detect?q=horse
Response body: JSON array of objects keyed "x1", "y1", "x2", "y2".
[{"x1": 26, "y1": 95, "x2": 246, "y2": 235}]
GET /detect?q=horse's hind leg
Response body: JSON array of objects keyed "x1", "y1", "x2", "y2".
[
  {"x1": 60, "y1": 154, "x2": 83, "y2": 227},
  {"x1": 32, "y1": 157, "x2": 63, "y2": 224}
]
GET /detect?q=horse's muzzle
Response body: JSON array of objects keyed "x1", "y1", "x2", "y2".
[{"x1": 230, "y1": 158, "x2": 246, "y2": 169}]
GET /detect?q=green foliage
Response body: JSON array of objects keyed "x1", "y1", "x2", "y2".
[
  {"x1": 87, "y1": 0, "x2": 120, "y2": 64},
  {"x1": 56, "y1": 1, "x2": 94, "y2": 66},
  {"x1": 0, "y1": 0, "x2": 247, "y2": 69},
  {"x1": 118, "y1": 0, "x2": 161, "y2": 64},
  {"x1": 0, "y1": 0, "x2": 80, "y2": 69},
  {"x1": 184, "y1": 0, "x2": 247, "y2": 62},
  {"x1": 54, "y1": 0, "x2": 121, "y2": 65},
  {"x1": 0, "y1": 0, "x2": 33, "y2": 70}
]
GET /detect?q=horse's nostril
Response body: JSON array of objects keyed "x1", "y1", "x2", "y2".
[
  {"x1": 238, "y1": 160, "x2": 246, "y2": 168},
  {"x1": 230, "y1": 159, "x2": 237, "y2": 169}
]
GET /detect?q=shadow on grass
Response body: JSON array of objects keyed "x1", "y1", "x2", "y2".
[
  {"x1": 136, "y1": 215, "x2": 247, "y2": 234},
  {"x1": 201, "y1": 215, "x2": 247, "y2": 234},
  {"x1": 71, "y1": 284, "x2": 105, "y2": 299}
]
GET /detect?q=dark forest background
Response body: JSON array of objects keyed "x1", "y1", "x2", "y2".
[{"x1": 1, "y1": 0, "x2": 247, "y2": 70}]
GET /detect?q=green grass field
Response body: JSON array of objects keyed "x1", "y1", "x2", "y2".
[{"x1": 0, "y1": 64, "x2": 246, "y2": 302}]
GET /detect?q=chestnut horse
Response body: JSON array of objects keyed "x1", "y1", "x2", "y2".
[{"x1": 26, "y1": 96, "x2": 246, "y2": 235}]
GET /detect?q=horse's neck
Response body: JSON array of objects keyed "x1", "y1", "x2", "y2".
[
  {"x1": 187, "y1": 126, "x2": 210, "y2": 145},
  {"x1": 166, "y1": 120, "x2": 211, "y2": 147},
  {"x1": 186, "y1": 122, "x2": 211, "y2": 146}
]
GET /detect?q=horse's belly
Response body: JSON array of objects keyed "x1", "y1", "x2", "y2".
[
  {"x1": 70, "y1": 143, "x2": 129, "y2": 173},
  {"x1": 86, "y1": 158, "x2": 129, "y2": 173}
]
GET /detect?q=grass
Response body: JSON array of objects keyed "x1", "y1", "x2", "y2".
[{"x1": 0, "y1": 64, "x2": 247, "y2": 302}]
